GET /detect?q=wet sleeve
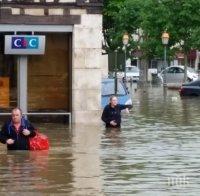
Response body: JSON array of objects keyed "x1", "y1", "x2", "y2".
[
  {"x1": 26, "y1": 121, "x2": 36, "y2": 137},
  {"x1": 101, "y1": 107, "x2": 111, "y2": 124},
  {"x1": 118, "y1": 104, "x2": 128, "y2": 110},
  {"x1": 0, "y1": 124, "x2": 9, "y2": 144}
]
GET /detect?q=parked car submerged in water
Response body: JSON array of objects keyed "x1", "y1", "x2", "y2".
[
  {"x1": 179, "y1": 80, "x2": 200, "y2": 96},
  {"x1": 158, "y1": 66, "x2": 198, "y2": 85},
  {"x1": 125, "y1": 66, "x2": 140, "y2": 82},
  {"x1": 117, "y1": 66, "x2": 140, "y2": 82},
  {"x1": 101, "y1": 78, "x2": 132, "y2": 108}
]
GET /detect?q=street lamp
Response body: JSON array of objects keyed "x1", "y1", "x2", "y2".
[
  {"x1": 161, "y1": 32, "x2": 169, "y2": 87},
  {"x1": 122, "y1": 32, "x2": 129, "y2": 83},
  {"x1": 114, "y1": 49, "x2": 118, "y2": 95}
]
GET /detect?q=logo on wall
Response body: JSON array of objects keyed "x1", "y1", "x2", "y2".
[
  {"x1": 12, "y1": 37, "x2": 39, "y2": 49},
  {"x1": 5, "y1": 35, "x2": 45, "y2": 55}
]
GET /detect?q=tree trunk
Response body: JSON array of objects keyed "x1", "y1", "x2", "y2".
[{"x1": 138, "y1": 58, "x2": 148, "y2": 87}]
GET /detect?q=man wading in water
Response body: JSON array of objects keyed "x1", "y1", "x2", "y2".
[
  {"x1": 0, "y1": 108, "x2": 36, "y2": 150},
  {"x1": 101, "y1": 96, "x2": 131, "y2": 128}
]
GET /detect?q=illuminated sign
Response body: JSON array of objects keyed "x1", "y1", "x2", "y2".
[
  {"x1": 12, "y1": 37, "x2": 39, "y2": 49},
  {"x1": 4, "y1": 35, "x2": 45, "y2": 55}
]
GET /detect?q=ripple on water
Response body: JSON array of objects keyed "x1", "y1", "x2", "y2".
[{"x1": 101, "y1": 86, "x2": 200, "y2": 195}]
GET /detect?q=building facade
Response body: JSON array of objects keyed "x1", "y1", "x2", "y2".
[{"x1": 0, "y1": 0, "x2": 103, "y2": 124}]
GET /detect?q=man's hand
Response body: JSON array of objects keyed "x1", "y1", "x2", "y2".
[
  {"x1": 6, "y1": 139, "x2": 14, "y2": 145},
  {"x1": 22, "y1": 129, "x2": 30, "y2": 136},
  {"x1": 125, "y1": 108, "x2": 130, "y2": 114},
  {"x1": 110, "y1": 120, "x2": 117, "y2": 126}
]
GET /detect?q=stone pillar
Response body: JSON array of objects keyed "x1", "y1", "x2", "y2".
[
  {"x1": 72, "y1": 14, "x2": 102, "y2": 124},
  {"x1": 101, "y1": 54, "x2": 108, "y2": 78}
]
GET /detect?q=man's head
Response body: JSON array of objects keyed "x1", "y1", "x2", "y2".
[
  {"x1": 109, "y1": 96, "x2": 118, "y2": 107},
  {"x1": 11, "y1": 108, "x2": 22, "y2": 124}
]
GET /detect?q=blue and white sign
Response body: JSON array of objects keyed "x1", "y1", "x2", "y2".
[
  {"x1": 12, "y1": 37, "x2": 39, "y2": 49},
  {"x1": 4, "y1": 35, "x2": 45, "y2": 55}
]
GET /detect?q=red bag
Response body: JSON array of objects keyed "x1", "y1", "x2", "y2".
[{"x1": 29, "y1": 131, "x2": 49, "y2": 151}]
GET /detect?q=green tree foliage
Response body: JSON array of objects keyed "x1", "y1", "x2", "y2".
[
  {"x1": 103, "y1": 0, "x2": 200, "y2": 60},
  {"x1": 103, "y1": 0, "x2": 142, "y2": 53}
]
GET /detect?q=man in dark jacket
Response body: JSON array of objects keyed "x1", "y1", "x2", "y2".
[
  {"x1": 0, "y1": 108, "x2": 36, "y2": 150},
  {"x1": 101, "y1": 96, "x2": 131, "y2": 128}
]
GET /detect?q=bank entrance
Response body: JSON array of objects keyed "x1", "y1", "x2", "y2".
[{"x1": 0, "y1": 26, "x2": 72, "y2": 122}]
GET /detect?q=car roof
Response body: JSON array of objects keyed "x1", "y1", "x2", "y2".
[
  {"x1": 183, "y1": 79, "x2": 200, "y2": 86},
  {"x1": 168, "y1": 65, "x2": 184, "y2": 69}
]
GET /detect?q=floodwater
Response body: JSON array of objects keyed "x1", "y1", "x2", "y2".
[{"x1": 1, "y1": 85, "x2": 200, "y2": 195}]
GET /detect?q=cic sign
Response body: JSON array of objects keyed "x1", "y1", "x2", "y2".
[{"x1": 4, "y1": 35, "x2": 45, "y2": 55}]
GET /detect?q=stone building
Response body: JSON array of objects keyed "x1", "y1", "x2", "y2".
[{"x1": 0, "y1": 0, "x2": 103, "y2": 124}]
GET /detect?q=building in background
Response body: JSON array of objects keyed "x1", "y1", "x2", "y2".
[{"x1": 0, "y1": 0, "x2": 103, "y2": 124}]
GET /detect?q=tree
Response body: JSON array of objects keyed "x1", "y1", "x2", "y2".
[
  {"x1": 164, "y1": 0, "x2": 200, "y2": 81},
  {"x1": 103, "y1": 0, "x2": 200, "y2": 82},
  {"x1": 103, "y1": 0, "x2": 142, "y2": 53}
]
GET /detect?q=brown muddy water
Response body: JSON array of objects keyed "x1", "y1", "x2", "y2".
[{"x1": 1, "y1": 85, "x2": 200, "y2": 195}]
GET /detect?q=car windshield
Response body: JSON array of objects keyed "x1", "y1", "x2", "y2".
[
  {"x1": 102, "y1": 81, "x2": 126, "y2": 96},
  {"x1": 126, "y1": 66, "x2": 139, "y2": 73},
  {"x1": 161, "y1": 66, "x2": 197, "y2": 74}
]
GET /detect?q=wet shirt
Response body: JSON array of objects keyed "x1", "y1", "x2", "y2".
[
  {"x1": 101, "y1": 104, "x2": 128, "y2": 128},
  {"x1": 0, "y1": 119, "x2": 36, "y2": 150}
]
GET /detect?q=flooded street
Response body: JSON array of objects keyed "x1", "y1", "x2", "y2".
[
  {"x1": 1, "y1": 85, "x2": 200, "y2": 195},
  {"x1": 101, "y1": 85, "x2": 200, "y2": 195}
]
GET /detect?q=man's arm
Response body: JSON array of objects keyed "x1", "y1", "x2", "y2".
[
  {"x1": 0, "y1": 124, "x2": 9, "y2": 144},
  {"x1": 24, "y1": 120, "x2": 36, "y2": 137},
  {"x1": 118, "y1": 104, "x2": 132, "y2": 111}
]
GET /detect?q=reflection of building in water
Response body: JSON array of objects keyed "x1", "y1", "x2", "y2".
[
  {"x1": 0, "y1": 0, "x2": 103, "y2": 124},
  {"x1": 0, "y1": 149, "x2": 74, "y2": 193},
  {"x1": 0, "y1": 151, "x2": 50, "y2": 192},
  {"x1": 71, "y1": 125, "x2": 103, "y2": 195}
]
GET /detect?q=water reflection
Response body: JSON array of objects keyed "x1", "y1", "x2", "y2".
[
  {"x1": 1, "y1": 86, "x2": 200, "y2": 195},
  {"x1": 101, "y1": 86, "x2": 200, "y2": 195},
  {"x1": 0, "y1": 123, "x2": 103, "y2": 195},
  {"x1": 71, "y1": 125, "x2": 103, "y2": 195},
  {"x1": 0, "y1": 151, "x2": 49, "y2": 192},
  {"x1": 0, "y1": 123, "x2": 74, "y2": 194}
]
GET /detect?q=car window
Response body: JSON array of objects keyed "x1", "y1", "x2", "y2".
[
  {"x1": 167, "y1": 67, "x2": 175, "y2": 73},
  {"x1": 167, "y1": 67, "x2": 184, "y2": 74},
  {"x1": 102, "y1": 81, "x2": 126, "y2": 96},
  {"x1": 175, "y1": 67, "x2": 184, "y2": 73}
]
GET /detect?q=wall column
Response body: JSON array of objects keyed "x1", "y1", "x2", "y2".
[{"x1": 72, "y1": 14, "x2": 102, "y2": 124}]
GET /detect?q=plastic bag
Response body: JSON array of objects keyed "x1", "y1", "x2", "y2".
[{"x1": 29, "y1": 131, "x2": 49, "y2": 151}]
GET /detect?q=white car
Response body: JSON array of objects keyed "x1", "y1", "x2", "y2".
[
  {"x1": 117, "y1": 66, "x2": 140, "y2": 82},
  {"x1": 158, "y1": 65, "x2": 198, "y2": 84}
]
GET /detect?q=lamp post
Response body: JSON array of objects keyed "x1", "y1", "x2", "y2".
[
  {"x1": 161, "y1": 32, "x2": 169, "y2": 87},
  {"x1": 123, "y1": 32, "x2": 129, "y2": 83},
  {"x1": 114, "y1": 49, "x2": 118, "y2": 95}
]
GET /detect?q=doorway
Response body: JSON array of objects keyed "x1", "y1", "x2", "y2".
[
  {"x1": 0, "y1": 32, "x2": 71, "y2": 114},
  {"x1": 28, "y1": 33, "x2": 71, "y2": 112}
]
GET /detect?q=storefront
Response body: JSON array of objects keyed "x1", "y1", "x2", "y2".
[
  {"x1": 0, "y1": 26, "x2": 72, "y2": 116},
  {"x1": 0, "y1": 1, "x2": 103, "y2": 124}
]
